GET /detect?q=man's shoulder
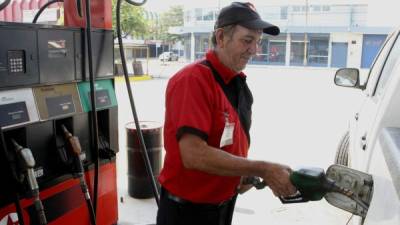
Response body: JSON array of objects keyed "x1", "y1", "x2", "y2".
[{"x1": 171, "y1": 59, "x2": 213, "y2": 82}]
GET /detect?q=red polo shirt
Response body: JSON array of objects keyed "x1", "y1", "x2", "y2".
[{"x1": 158, "y1": 50, "x2": 250, "y2": 204}]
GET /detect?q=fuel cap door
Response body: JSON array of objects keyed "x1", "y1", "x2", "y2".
[{"x1": 325, "y1": 164, "x2": 373, "y2": 218}]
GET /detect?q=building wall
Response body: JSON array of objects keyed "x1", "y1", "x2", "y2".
[
  {"x1": 178, "y1": 2, "x2": 390, "y2": 68},
  {"x1": 0, "y1": 0, "x2": 61, "y2": 23},
  {"x1": 331, "y1": 32, "x2": 363, "y2": 68}
]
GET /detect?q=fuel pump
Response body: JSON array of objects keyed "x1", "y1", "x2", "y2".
[{"x1": 0, "y1": 0, "x2": 118, "y2": 224}]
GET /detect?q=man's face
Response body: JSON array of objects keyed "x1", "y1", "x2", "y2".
[{"x1": 221, "y1": 25, "x2": 262, "y2": 72}]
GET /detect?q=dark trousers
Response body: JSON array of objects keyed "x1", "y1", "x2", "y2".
[{"x1": 156, "y1": 188, "x2": 237, "y2": 225}]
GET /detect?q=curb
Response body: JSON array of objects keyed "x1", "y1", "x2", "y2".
[{"x1": 114, "y1": 75, "x2": 153, "y2": 82}]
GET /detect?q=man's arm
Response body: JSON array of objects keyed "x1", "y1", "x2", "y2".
[{"x1": 179, "y1": 134, "x2": 297, "y2": 197}]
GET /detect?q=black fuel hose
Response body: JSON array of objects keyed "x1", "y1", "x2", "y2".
[
  {"x1": 61, "y1": 125, "x2": 96, "y2": 225},
  {"x1": 32, "y1": 0, "x2": 64, "y2": 23},
  {"x1": 116, "y1": 0, "x2": 160, "y2": 206},
  {"x1": 0, "y1": 0, "x2": 11, "y2": 11},
  {"x1": 84, "y1": 0, "x2": 101, "y2": 216},
  {"x1": 0, "y1": 129, "x2": 25, "y2": 225}
]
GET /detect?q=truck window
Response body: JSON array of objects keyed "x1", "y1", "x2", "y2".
[
  {"x1": 374, "y1": 33, "x2": 400, "y2": 97},
  {"x1": 366, "y1": 32, "x2": 396, "y2": 92}
]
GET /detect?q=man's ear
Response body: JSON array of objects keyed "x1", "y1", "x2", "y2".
[{"x1": 215, "y1": 28, "x2": 225, "y2": 48}]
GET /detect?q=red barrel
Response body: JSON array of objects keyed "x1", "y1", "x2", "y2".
[{"x1": 126, "y1": 121, "x2": 162, "y2": 198}]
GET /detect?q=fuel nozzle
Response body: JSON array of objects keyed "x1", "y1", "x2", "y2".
[
  {"x1": 281, "y1": 167, "x2": 370, "y2": 212},
  {"x1": 60, "y1": 125, "x2": 84, "y2": 175},
  {"x1": 241, "y1": 176, "x2": 267, "y2": 190},
  {"x1": 61, "y1": 125, "x2": 82, "y2": 157},
  {"x1": 60, "y1": 125, "x2": 92, "y2": 198},
  {"x1": 11, "y1": 139, "x2": 47, "y2": 225},
  {"x1": 280, "y1": 167, "x2": 328, "y2": 203}
]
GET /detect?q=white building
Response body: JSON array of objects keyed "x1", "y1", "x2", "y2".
[{"x1": 171, "y1": 0, "x2": 395, "y2": 68}]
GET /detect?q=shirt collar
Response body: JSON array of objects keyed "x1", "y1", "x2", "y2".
[{"x1": 205, "y1": 50, "x2": 246, "y2": 84}]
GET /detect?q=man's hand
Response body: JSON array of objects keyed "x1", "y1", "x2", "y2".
[{"x1": 261, "y1": 162, "x2": 297, "y2": 197}]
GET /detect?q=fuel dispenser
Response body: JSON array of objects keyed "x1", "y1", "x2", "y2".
[{"x1": 0, "y1": 0, "x2": 119, "y2": 224}]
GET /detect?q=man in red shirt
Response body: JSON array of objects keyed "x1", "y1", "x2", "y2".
[{"x1": 157, "y1": 2, "x2": 296, "y2": 225}]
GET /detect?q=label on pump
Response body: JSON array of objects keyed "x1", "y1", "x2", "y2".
[
  {"x1": 0, "y1": 102, "x2": 29, "y2": 127},
  {"x1": 87, "y1": 89, "x2": 112, "y2": 109},
  {"x1": 45, "y1": 95, "x2": 76, "y2": 117},
  {"x1": 78, "y1": 79, "x2": 117, "y2": 112},
  {"x1": 33, "y1": 83, "x2": 83, "y2": 120},
  {"x1": 0, "y1": 88, "x2": 39, "y2": 129}
]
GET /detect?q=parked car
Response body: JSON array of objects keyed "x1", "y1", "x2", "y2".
[
  {"x1": 158, "y1": 51, "x2": 178, "y2": 61},
  {"x1": 333, "y1": 28, "x2": 400, "y2": 225}
]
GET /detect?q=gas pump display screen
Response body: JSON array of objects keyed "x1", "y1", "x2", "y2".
[
  {"x1": 45, "y1": 95, "x2": 75, "y2": 118},
  {"x1": 87, "y1": 89, "x2": 111, "y2": 109},
  {"x1": 0, "y1": 101, "x2": 29, "y2": 127},
  {"x1": 47, "y1": 40, "x2": 67, "y2": 58}
]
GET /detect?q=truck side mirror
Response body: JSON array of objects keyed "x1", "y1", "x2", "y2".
[{"x1": 334, "y1": 68, "x2": 361, "y2": 89}]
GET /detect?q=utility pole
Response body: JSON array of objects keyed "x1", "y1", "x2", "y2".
[{"x1": 303, "y1": 0, "x2": 309, "y2": 66}]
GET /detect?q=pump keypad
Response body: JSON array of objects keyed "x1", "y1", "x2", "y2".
[{"x1": 8, "y1": 50, "x2": 26, "y2": 74}]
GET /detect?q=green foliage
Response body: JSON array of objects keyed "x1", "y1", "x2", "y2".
[
  {"x1": 112, "y1": 1, "x2": 184, "y2": 43},
  {"x1": 159, "y1": 5, "x2": 184, "y2": 43},
  {"x1": 112, "y1": 0, "x2": 148, "y2": 38},
  {"x1": 143, "y1": 5, "x2": 184, "y2": 43}
]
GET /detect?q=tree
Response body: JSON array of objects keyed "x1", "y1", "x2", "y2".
[
  {"x1": 144, "y1": 5, "x2": 183, "y2": 43},
  {"x1": 159, "y1": 5, "x2": 184, "y2": 43},
  {"x1": 112, "y1": 0, "x2": 148, "y2": 38}
]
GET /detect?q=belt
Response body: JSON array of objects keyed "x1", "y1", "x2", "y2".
[{"x1": 162, "y1": 187, "x2": 233, "y2": 209}]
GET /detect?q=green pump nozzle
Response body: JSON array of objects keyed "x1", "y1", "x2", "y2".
[{"x1": 280, "y1": 167, "x2": 328, "y2": 203}]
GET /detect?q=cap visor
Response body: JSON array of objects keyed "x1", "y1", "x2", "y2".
[{"x1": 240, "y1": 19, "x2": 280, "y2": 35}]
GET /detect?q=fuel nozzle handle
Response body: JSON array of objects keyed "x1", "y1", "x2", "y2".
[
  {"x1": 61, "y1": 125, "x2": 84, "y2": 174},
  {"x1": 11, "y1": 139, "x2": 38, "y2": 190},
  {"x1": 241, "y1": 176, "x2": 267, "y2": 190},
  {"x1": 60, "y1": 125, "x2": 91, "y2": 200},
  {"x1": 280, "y1": 167, "x2": 328, "y2": 203},
  {"x1": 11, "y1": 139, "x2": 47, "y2": 225},
  {"x1": 61, "y1": 125, "x2": 82, "y2": 156}
]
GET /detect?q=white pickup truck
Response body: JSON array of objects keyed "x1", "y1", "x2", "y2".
[{"x1": 333, "y1": 27, "x2": 400, "y2": 225}]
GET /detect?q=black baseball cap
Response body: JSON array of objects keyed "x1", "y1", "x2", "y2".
[{"x1": 215, "y1": 2, "x2": 280, "y2": 36}]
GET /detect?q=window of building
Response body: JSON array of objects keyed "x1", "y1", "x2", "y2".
[
  {"x1": 322, "y1": 5, "x2": 330, "y2": 11},
  {"x1": 308, "y1": 34, "x2": 329, "y2": 67},
  {"x1": 195, "y1": 8, "x2": 203, "y2": 21},
  {"x1": 203, "y1": 10, "x2": 214, "y2": 21},
  {"x1": 184, "y1": 34, "x2": 191, "y2": 61},
  {"x1": 250, "y1": 35, "x2": 286, "y2": 65},
  {"x1": 280, "y1": 6, "x2": 288, "y2": 20},
  {"x1": 185, "y1": 10, "x2": 192, "y2": 23},
  {"x1": 293, "y1": 6, "x2": 301, "y2": 12},
  {"x1": 290, "y1": 33, "x2": 329, "y2": 67},
  {"x1": 290, "y1": 34, "x2": 307, "y2": 66},
  {"x1": 195, "y1": 33, "x2": 210, "y2": 59},
  {"x1": 269, "y1": 41, "x2": 286, "y2": 65},
  {"x1": 250, "y1": 39, "x2": 269, "y2": 65},
  {"x1": 312, "y1": 5, "x2": 321, "y2": 12}
]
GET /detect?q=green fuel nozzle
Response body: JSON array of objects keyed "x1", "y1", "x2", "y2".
[{"x1": 280, "y1": 167, "x2": 328, "y2": 203}]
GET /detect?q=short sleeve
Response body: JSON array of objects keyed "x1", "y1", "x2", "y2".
[{"x1": 166, "y1": 69, "x2": 213, "y2": 141}]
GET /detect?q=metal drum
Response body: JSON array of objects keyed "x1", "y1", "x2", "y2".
[{"x1": 126, "y1": 121, "x2": 162, "y2": 198}]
